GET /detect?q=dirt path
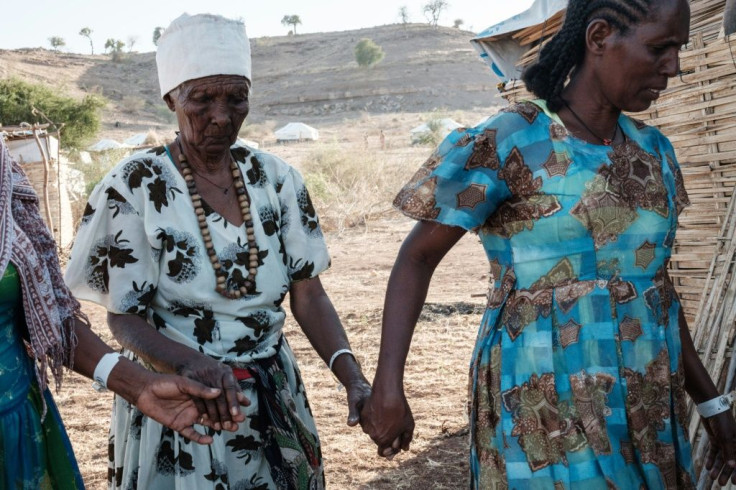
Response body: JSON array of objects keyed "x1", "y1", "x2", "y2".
[{"x1": 57, "y1": 214, "x2": 489, "y2": 489}]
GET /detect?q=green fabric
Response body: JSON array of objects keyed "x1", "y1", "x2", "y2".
[{"x1": 0, "y1": 263, "x2": 84, "y2": 490}]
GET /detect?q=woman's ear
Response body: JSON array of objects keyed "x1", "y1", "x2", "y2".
[
  {"x1": 586, "y1": 19, "x2": 615, "y2": 55},
  {"x1": 163, "y1": 93, "x2": 176, "y2": 112}
]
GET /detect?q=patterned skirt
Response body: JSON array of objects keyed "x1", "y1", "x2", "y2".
[
  {"x1": 107, "y1": 337, "x2": 324, "y2": 490},
  {"x1": 467, "y1": 281, "x2": 695, "y2": 490}
]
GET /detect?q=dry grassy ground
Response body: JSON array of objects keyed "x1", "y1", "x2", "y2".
[{"x1": 55, "y1": 118, "x2": 495, "y2": 489}]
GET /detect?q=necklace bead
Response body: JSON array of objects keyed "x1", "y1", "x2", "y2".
[{"x1": 174, "y1": 140, "x2": 259, "y2": 298}]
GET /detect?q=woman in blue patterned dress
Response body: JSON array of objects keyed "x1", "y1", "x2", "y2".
[{"x1": 360, "y1": 0, "x2": 736, "y2": 488}]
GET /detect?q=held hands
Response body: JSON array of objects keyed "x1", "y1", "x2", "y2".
[
  {"x1": 135, "y1": 373, "x2": 227, "y2": 444},
  {"x1": 177, "y1": 354, "x2": 249, "y2": 432},
  {"x1": 703, "y1": 410, "x2": 736, "y2": 486},
  {"x1": 359, "y1": 386, "x2": 415, "y2": 459},
  {"x1": 345, "y1": 377, "x2": 372, "y2": 427}
]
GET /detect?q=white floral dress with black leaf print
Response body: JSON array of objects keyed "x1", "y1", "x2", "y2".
[{"x1": 66, "y1": 143, "x2": 330, "y2": 490}]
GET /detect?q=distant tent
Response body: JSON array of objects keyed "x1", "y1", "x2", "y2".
[
  {"x1": 123, "y1": 133, "x2": 150, "y2": 147},
  {"x1": 4, "y1": 133, "x2": 59, "y2": 164},
  {"x1": 123, "y1": 130, "x2": 165, "y2": 148},
  {"x1": 471, "y1": 0, "x2": 567, "y2": 84},
  {"x1": 274, "y1": 122, "x2": 319, "y2": 142},
  {"x1": 236, "y1": 138, "x2": 260, "y2": 149},
  {"x1": 409, "y1": 118, "x2": 463, "y2": 143},
  {"x1": 87, "y1": 139, "x2": 130, "y2": 151}
]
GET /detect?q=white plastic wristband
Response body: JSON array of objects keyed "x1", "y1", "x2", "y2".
[
  {"x1": 328, "y1": 348, "x2": 355, "y2": 372},
  {"x1": 696, "y1": 391, "x2": 736, "y2": 418},
  {"x1": 92, "y1": 352, "x2": 123, "y2": 392}
]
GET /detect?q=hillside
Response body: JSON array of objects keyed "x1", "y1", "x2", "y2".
[{"x1": 0, "y1": 23, "x2": 501, "y2": 141}]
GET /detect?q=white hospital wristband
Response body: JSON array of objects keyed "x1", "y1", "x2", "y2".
[
  {"x1": 696, "y1": 391, "x2": 736, "y2": 418},
  {"x1": 92, "y1": 352, "x2": 123, "y2": 392}
]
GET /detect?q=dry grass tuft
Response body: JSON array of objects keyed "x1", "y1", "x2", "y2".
[{"x1": 301, "y1": 143, "x2": 418, "y2": 233}]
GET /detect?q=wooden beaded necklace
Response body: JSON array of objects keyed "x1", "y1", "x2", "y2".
[{"x1": 175, "y1": 140, "x2": 259, "y2": 299}]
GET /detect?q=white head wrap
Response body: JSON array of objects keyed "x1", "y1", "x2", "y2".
[{"x1": 156, "y1": 13, "x2": 251, "y2": 98}]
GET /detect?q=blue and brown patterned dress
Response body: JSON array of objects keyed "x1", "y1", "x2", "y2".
[{"x1": 394, "y1": 100, "x2": 695, "y2": 489}]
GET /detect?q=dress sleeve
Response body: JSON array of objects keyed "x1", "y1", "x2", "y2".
[
  {"x1": 661, "y1": 137, "x2": 690, "y2": 216},
  {"x1": 394, "y1": 125, "x2": 511, "y2": 232},
  {"x1": 65, "y1": 176, "x2": 160, "y2": 316},
  {"x1": 277, "y1": 167, "x2": 330, "y2": 283}
]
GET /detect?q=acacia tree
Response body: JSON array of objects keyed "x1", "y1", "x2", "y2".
[
  {"x1": 281, "y1": 15, "x2": 302, "y2": 34},
  {"x1": 79, "y1": 27, "x2": 94, "y2": 54},
  {"x1": 423, "y1": 0, "x2": 449, "y2": 27},
  {"x1": 105, "y1": 38, "x2": 126, "y2": 61},
  {"x1": 48, "y1": 36, "x2": 66, "y2": 51},
  {"x1": 127, "y1": 36, "x2": 138, "y2": 53},
  {"x1": 153, "y1": 27, "x2": 165, "y2": 46},
  {"x1": 453, "y1": 18, "x2": 463, "y2": 28},
  {"x1": 398, "y1": 6, "x2": 410, "y2": 24}
]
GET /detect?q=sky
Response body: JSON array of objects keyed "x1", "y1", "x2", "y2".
[{"x1": 0, "y1": 0, "x2": 534, "y2": 54}]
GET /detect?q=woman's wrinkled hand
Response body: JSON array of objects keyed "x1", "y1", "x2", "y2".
[
  {"x1": 703, "y1": 410, "x2": 736, "y2": 486},
  {"x1": 134, "y1": 373, "x2": 225, "y2": 444},
  {"x1": 345, "y1": 378, "x2": 372, "y2": 427},
  {"x1": 359, "y1": 387, "x2": 414, "y2": 459},
  {"x1": 177, "y1": 355, "x2": 248, "y2": 432}
]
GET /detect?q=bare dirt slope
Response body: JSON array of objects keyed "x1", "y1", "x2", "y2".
[{"x1": 0, "y1": 23, "x2": 499, "y2": 141}]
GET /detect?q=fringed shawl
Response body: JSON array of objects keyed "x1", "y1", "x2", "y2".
[{"x1": 0, "y1": 139, "x2": 83, "y2": 411}]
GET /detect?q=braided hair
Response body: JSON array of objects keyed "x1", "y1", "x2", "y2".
[{"x1": 522, "y1": 0, "x2": 654, "y2": 112}]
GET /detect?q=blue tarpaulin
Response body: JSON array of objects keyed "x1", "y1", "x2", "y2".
[{"x1": 471, "y1": 0, "x2": 567, "y2": 83}]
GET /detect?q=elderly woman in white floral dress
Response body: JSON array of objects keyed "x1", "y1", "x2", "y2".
[{"x1": 65, "y1": 13, "x2": 370, "y2": 490}]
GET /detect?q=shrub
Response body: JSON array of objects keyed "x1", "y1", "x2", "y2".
[
  {"x1": 121, "y1": 95, "x2": 145, "y2": 114},
  {"x1": 354, "y1": 38, "x2": 385, "y2": 68},
  {"x1": 412, "y1": 119, "x2": 446, "y2": 146},
  {"x1": 0, "y1": 78, "x2": 105, "y2": 149}
]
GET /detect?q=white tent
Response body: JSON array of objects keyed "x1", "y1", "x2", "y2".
[
  {"x1": 124, "y1": 133, "x2": 150, "y2": 147},
  {"x1": 471, "y1": 0, "x2": 567, "y2": 84},
  {"x1": 4, "y1": 134, "x2": 59, "y2": 164},
  {"x1": 410, "y1": 118, "x2": 463, "y2": 143},
  {"x1": 274, "y1": 122, "x2": 319, "y2": 142},
  {"x1": 87, "y1": 139, "x2": 131, "y2": 152},
  {"x1": 236, "y1": 138, "x2": 260, "y2": 149}
]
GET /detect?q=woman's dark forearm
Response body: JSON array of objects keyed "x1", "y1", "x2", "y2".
[
  {"x1": 373, "y1": 222, "x2": 465, "y2": 391},
  {"x1": 290, "y1": 277, "x2": 366, "y2": 387},
  {"x1": 69, "y1": 316, "x2": 158, "y2": 403},
  {"x1": 107, "y1": 312, "x2": 202, "y2": 374},
  {"x1": 679, "y1": 307, "x2": 720, "y2": 404},
  {"x1": 372, "y1": 251, "x2": 435, "y2": 389}
]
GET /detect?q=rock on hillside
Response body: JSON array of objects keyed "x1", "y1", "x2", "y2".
[{"x1": 0, "y1": 24, "x2": 501, "y2": 135}]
